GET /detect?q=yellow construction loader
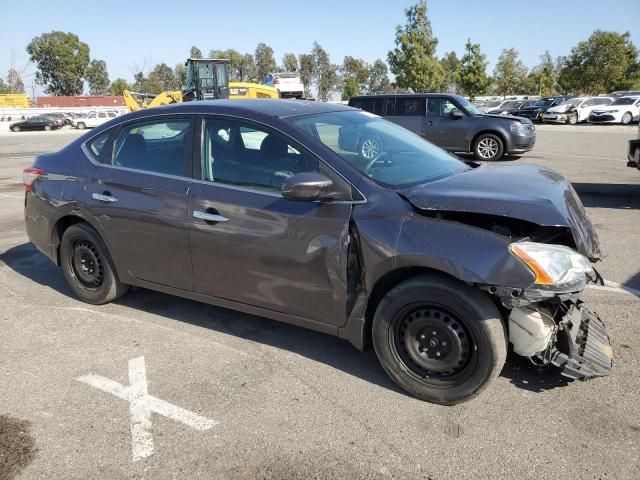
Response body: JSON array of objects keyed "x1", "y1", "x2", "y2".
[{"x1": 123, "y1": 58, "x2": 278, "y2": 112}]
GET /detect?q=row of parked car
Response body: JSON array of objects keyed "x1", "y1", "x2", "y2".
[
  {"x1": 8, "y1": 110, "x2": 121, "y2": 132},
  {"x1": 478, "y1": 91, "x2": 640, "y2": 125}
]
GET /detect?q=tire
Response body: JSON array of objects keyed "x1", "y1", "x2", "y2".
[
  {"x1": 77, "y1": 122, "x2": 86, "y2": 129},
  {"x1": 359, "y1": 136, "x2": 383, "y2": 160},
  {"x1": 60, "y1": 223, "x2": 129, "y2": 304},
  {"x1": 372, "y1": 274, "x2": 507, "y2": 405},
  {"x1": 621, "y1": 112, "x2": 633, "y2": 125},
  {"x1": 568, "y1": 113, "x2": 578, "y2": 125},
  {"x1": 473, "y1": 133, "x2": 504, "y2": 161},
  {"x1": 11, "y1": 126, "x2": 20, "y2": 132},
  {"x1": 44, "y1": 125, "x2": 52, "y2": 131}
]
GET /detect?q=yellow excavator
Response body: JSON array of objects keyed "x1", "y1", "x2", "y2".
[{"x1": 123, "y1": 58, "x2": 279, "y2": 112}]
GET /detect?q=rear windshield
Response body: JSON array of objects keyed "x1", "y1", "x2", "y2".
[
  {"x1": 276, "y1": 73, "x2": 298, "y2": 78},
  {"x1": 612, "y1": 97, "x2": 638, "y2": 105},
  {"x1": 289, "y1": 110, "x2": 468, "y2": 189}
]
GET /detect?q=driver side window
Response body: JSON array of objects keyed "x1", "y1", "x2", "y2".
[
  {"x1": 201, "y1": 118, "x2": 319, "y2": 194},
  {"x1": 427, "y1": 98, "x2": 460, "y2": 117}
]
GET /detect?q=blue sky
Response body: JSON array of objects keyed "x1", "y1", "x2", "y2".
[{"x1": 1, "y1": 0, "x2": 639, "y2": 93}]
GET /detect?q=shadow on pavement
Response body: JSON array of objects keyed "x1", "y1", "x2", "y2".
[{"x1": 1, "y1": 242, "x2": 576, "y2": 398}]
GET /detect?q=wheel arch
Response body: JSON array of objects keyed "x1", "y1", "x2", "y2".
[
  {"x1": 50, "y1": 215, "x2": 113, "y2": 268},
  {"x1": 471, "y1": 129, "x2": 508, "y2": 153}
]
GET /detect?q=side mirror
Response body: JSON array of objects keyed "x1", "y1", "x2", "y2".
[
  {"x1": 281, "y1": 172, "x2": 335, "y2": 202},
  {"x1": 450, "y1": 109, "x2": 464, "y2": 118}
]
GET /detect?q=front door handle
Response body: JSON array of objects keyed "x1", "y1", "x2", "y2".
[
  {"x1": 92, "y1": 192, "x2": 118, "y2": 203},
  {"x1": 193, "y1": 210, "x2": 229, "y2": 223},
  {"x1": 426, "y1": 121, "x2": 434, "y2": 126}
]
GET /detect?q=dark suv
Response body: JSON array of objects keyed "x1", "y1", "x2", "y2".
[{"x1": 348, "y1": 94, "x2": 536, "y2": 161}]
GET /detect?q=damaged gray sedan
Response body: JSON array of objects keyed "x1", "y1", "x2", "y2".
[{"x1": 23, "y1": 100, "x2": 612, "y2": 405}]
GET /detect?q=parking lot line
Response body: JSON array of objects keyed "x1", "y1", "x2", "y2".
[{"x1": 77, "y1": 356, "x2": 219, "y2": 461}]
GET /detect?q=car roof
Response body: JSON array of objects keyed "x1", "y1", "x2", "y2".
[
  {"x1": 351, "y1": 93, "x2": 459, "y2": 99},
  {"x1": 121, "y1": 99, "x2": 352, "y2": 120}
]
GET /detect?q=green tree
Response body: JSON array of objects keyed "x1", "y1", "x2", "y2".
[
  {"x1": 282, "y1": 53, "x2": 298, "y2": 72},
  {"x1": 0, "y1": 79, "x2": 10, "y2": 94},
  {"x1": 254, "y1": 43, "x2": 276, "y2": 81},
  {"x1": 341, "y1": 77, "x2": 359, "y2": 100},
  {"x1": 220, "y1": 49, "x2": 245, "y2": 81},
  {"x1": 240, "y1": 53, "x2": 257, "y2": 81},
  {"x1": 558, "y1": 30, "x2": 640, "y2": 94},
  {"x1": 439, "y1": 51, "x2": 460, "y2": 93},
  {"x1": 527, "y1": 51, "x2": 558, "y2": 96},
  {"x1": 109, "y1": 78, "x2": 130, "y2": 96},
  {"x1": 342, "y1": 56, "x2": 369, "y2": 93},
  {"x1": 367, "y1": 59, "x2": 392, "y2": 94},
  {"x1": 299, "y1": 53, "x2": 315, "y2": 97},
  {"x1": 312, "y1": 42, "x2": 338, "y2": 101},
  {"x1": 190, "y1": 46, "x2": 203, "y2": 59},
  {"x1": 85, "y1": 59, "x2": 110, "y2": 95},
  {"x1": 26, "y1": 31, "x2": 90, "y2": 95},
  {"x1": 6, "y1": 68, "x2": 25, "y2": 93},
  {"x1": 387, "y1": 1, "x2": 442, "y2": 92},
  {"x1": 146, "y1": 63, "x2": 177, "y2": 93},
  {"x1": 457, "y1": 39, "x2": 490, "y2": 100},
  {"x1": 493, "y1": 48, "x2": 528, "y2": 97},
  {"x1": 174, "y1": 63, "x2": 186, "y2": 87}
]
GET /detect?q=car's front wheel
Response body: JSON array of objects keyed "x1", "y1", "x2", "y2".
[
  {"x1": 621, "y1": 112, "x2": 633, "y2": 125},
  {"x1": 60, "y1": 223, "x2": 129, "y2": 305},
  {"x1": 473, "y1": 133, "x2": 504, "y2": 161},
  {"x1": 77, "y1": 122, "x2": 86, "y2": 129},
  {"x1": 11, "y1": 126, "x2": 20, "y2": 132},
  {"x1": 568, "y1": 113, "x2": 578, "y2": 125},
  {"x1": 44, "y1": 125, "x2": 52, "y2": 131},
  {"x1": 372, "y1": 274, "x2": 507, "y2": 405}
]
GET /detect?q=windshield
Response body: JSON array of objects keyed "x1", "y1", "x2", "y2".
[
  {"x1": 484, "y1": 101, "x2": 502, "y2": 108},
  {"x1": 457, "y1": 97, "x2": 482, "y2": 115},
  {"x1": 501, "y1": 101, "x2": 521, "y2": 109},
  {"x1": 289, "y1": 111, "x2": 468, "y2": 189},
  {"x1": 612, "y1": 97, "x2": 638, "y2": 105},
  {"x1": 534, "y1": 98, "x2": 555, "y2": 107}
]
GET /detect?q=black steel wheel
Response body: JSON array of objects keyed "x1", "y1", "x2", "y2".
[
  {"x1": 372, "y1": 274, "x2": 507, "y2": 405},
  {"x1": 60, "y1": 223, "x2": 128, "y2": 304}
]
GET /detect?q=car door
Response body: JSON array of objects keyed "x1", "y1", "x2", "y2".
[
  {"x1": 188, "y1": 116, "x2": 353, "y2": 325},
  {"x1": 423, "y1": 97, "x2": 468, "y2": 151},
  {"x1": 84, "y1": 116, "x2": 195, "y2": 290}
]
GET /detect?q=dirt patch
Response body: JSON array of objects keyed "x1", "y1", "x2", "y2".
[{"x1": 0, "y1": 415, "x2": 36, "y2": 480}]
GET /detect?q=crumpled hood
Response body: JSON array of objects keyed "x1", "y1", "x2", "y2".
[
  {"x1": 547, "y1": 104, "x2": 574, "y2": 113},
  {"x1": 400, "y1": 163, "x2": 601, "y2": 259}
]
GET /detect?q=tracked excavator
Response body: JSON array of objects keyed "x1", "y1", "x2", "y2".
[{"x1": 123, "y1": 58, "x2": 279, "y2": 112}]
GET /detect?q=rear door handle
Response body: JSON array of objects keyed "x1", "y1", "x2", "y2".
[
  {"x1": 193, "y1": 210, "x2": 229, "y2": 223},
  {"x1": 426, "y1": 121, "x2": 434, "y2": 126},
  {"x1": 92, "y1": 192, "x2": 118, "y2": 203}
]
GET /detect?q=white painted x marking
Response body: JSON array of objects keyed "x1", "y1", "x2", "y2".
[{"x1": 77, "y1": 356, "x2": 218, "y2": 461}]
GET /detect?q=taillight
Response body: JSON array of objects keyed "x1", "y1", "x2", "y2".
[
  {"x1": 23, "y1": 167, "x2": 44, "y2": 192},
  {"x1": 274, "y1": 79, "x2": 280, "y2": 84}
]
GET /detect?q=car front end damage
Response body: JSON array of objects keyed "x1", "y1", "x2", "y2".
[
  {"x1": 480, "y1": 241, "x2": 612, "y2": 380},
  {"x1": 398, "y1": 163, "x2": 614, "y2": 381}
]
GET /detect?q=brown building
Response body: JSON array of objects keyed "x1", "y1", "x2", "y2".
[{"x1": 36, "y1": 96, "x2": 125, "y2": 108}]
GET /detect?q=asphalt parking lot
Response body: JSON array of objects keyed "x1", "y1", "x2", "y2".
[{"x1": 1, "y1": 124, "x2": 639, "y2": 480}]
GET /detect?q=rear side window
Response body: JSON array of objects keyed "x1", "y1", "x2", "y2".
[
  {"x1": 359, "y1": 99, "x2": 384, "y2": 115},
  {"x1": 383, "y1": 98, "x2": 396, "y2": 116},
  {"x1": 396, "y1": 98, "x2": 425, "y2": 116},
  {"x1": 86, "y1": 132, "x2": 110, "y2": 162},
  {"x1": 112, "y1": 119, "x2": 193, "y2": 176}
]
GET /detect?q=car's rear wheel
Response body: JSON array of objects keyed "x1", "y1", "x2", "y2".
[
  {"x1": 372, "y1": 274, "x2": 507, "y2": 405},
  {"x1": 44, "y1": 125, "x2": 52, "y2": 131},
  {"x1": 77, "y1": 122, "x2": 86, "y2": 129},
  {"x1": 60, "y1": 223, "x2": 129, "y2": 304},
  {"x1": 12, "y1": 126, "x2": 20, "y2": 132},
  {"x1": 621, "y1": 112, "x2": 633, "y2": 125},
  {"x1": 568, "y1": 113, "x2": 578, "y2": 125},
  {"x1": 473, "y1": 133, "x2": 504, "y2": 161}
]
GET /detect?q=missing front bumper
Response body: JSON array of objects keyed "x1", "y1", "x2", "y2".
[{"x1": 550, "y1": 303, "x2": 613, "y2": 380}]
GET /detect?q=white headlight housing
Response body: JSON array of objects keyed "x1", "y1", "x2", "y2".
[{"x1": 509, "y1": 241, "x2": 595, "y2": 293}]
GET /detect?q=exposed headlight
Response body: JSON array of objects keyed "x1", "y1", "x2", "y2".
[
  {"x1": 510, "y1": 122, "x2": 527, "y2": 134},
  {"x1": 509, "y1": 241, "x2": 595, "y2": 293}
]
